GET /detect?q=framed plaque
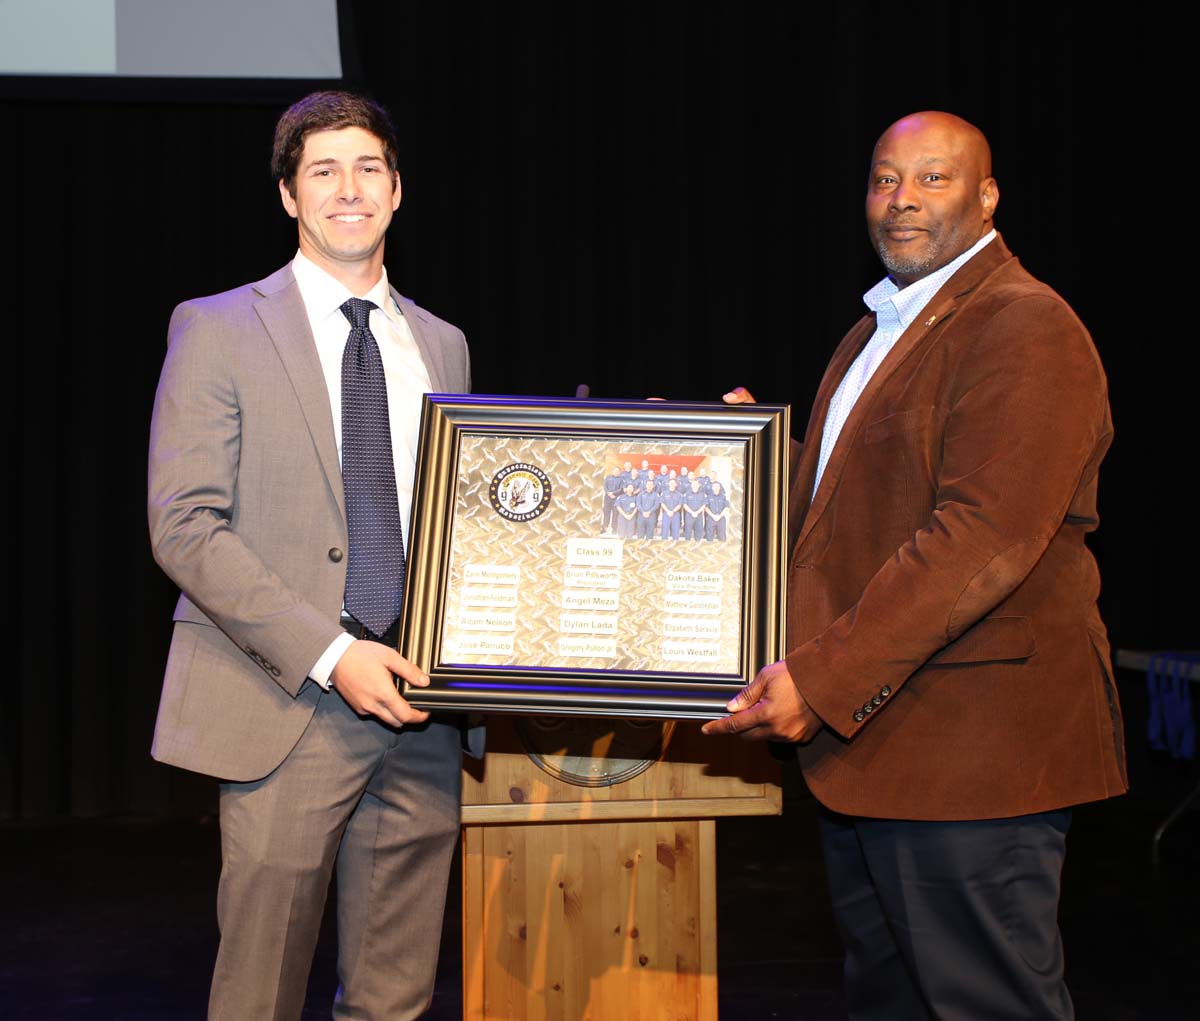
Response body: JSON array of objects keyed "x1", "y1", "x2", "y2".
[{"x1": 399, "y1": 395, "x2": 789, "y2": 719}]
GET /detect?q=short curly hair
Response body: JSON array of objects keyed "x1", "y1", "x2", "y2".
[{"x1": 272, "y1": 91, "x2": 399, "y2": 195}]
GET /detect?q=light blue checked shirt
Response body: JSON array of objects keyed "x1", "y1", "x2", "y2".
[{"x1": 812, "y1": 230, "x2": 997, "y2": 495}]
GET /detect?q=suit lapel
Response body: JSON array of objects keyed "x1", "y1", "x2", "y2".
[
  {"x1": 799, "y1": 305, "x2": 953, "y2": 546},
  {"x1": 791, "y1": 315, "x2": 877, "y2": 544},
  {"x1": 393, "y1": 287, "x2": 448, "y2": 392},
  {"x1": 253, "y1": 265, "x2": 346, "y2": 519},
  {"x1": 794, "y1": 236, "x2": 1013, "y2": 552}
]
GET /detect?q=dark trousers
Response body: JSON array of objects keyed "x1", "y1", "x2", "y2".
[
  {"x1": 601, "y1": 493, "x2": 618, "y2": 530},
  {"x1": 819, "y1": 808, "x2": 1074, "y2": 1021}
]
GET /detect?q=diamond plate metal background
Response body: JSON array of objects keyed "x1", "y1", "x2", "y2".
[{"x1": 441, "y1": 434, "x2": 746, "y2": 675}]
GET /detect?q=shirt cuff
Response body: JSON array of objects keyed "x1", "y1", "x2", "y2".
[{"x1": 310, "y1": 631, "x2": 356, "y2": 690}]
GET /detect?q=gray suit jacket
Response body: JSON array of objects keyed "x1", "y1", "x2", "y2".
[{"x1": 148, "y1": 263, "x2": 470, "y2": 781}]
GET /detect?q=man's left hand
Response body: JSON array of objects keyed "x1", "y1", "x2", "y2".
[{"x1": 701, "y1": 659, "x2": 821, "y2": 742}]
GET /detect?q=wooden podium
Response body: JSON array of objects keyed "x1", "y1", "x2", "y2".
[{"x1": 460, "y1": 716, "x2": 781, "y2": 1021}]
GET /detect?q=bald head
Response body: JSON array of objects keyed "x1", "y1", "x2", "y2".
[
  {"x1": 866, "y1": 111, "x2": 999, "y2": 286},
  {"x1": 874, "y1": 111, "x2": 992, "y2": 178}
]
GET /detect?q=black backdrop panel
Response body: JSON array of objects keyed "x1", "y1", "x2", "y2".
[{"x1": 0, "y1": 5, "x2": 1178, "y2": 818}]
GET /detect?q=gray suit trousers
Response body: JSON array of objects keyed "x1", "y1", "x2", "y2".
[{"x1": 209, "y1": 690, "x2": 462, "y2": 1021}]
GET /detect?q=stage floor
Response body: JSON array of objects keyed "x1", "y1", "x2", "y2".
[{"x1": 3, "y1": 752, "x2": 1199, "y2": 1020}]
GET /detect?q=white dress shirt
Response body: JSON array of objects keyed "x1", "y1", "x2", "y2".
[{"x1": 290, "y1": 251, "x2": 434, "y2": 686}]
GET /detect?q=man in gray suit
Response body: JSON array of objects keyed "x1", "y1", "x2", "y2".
[{"x1": 148, "y1": 92, "x2": 468, "y2": 1020}]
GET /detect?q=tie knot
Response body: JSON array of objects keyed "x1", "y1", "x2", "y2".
[{"x1": 340, "y1": 297, "x2": 377, "y2": 330}]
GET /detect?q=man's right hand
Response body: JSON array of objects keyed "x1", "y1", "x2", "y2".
[
  {"x1": 722, "y1": 386, "x2": 757, "y2": 404},
  {"x1": 330, "y1": 640, "x2": 431, "y2": 727},
  {"x1": 700, "y1": 659, "x2": 821, "y2": 743}
]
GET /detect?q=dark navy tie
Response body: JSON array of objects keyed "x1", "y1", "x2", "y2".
[{"x1": 340, "y1": 297, "x2": 406, "y2": 637}]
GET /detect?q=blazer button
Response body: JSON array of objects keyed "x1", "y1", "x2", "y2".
[
  {"x1": 872, "y1": 695, "x2": 882, "y2": 706},
  {"x1": 854, "y1": 711, "x2": 865, "y2": 723},
  {"x1": 863, "y1": 702, "x2": 874, "y2": 714},
  {"x1": 880, "y1": 686, "x2": 891, "y2": 697},
  {"x1": 328, "y1": 547, "x2": 344, "y2": 562}
]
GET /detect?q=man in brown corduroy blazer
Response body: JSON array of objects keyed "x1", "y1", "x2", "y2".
[{"x1": 706, "y1": 111, "x2": 1127, "y2": 1020}]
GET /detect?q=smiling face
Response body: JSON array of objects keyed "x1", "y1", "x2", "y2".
[
  {"x1": 279, "y1": 126, "x2": 401, "y2": 290},
  {"x1": 866, "y1": 112, "x2": 998, "y2": 287}
]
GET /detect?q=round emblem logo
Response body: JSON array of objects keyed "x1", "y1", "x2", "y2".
[{"x1": 489, "y1": 462, "x2": 552, "y2": 522}]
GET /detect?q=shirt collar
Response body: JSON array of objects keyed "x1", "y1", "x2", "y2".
[
  {"x1": 291, "y1": 250, "x2": 401, "y2": 325},
  {"x1": 863, "y1": 229, "x2": 997, "y2": 331}
]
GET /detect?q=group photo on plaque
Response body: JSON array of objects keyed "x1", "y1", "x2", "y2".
[{"x1": 600, "y1": 458, "x2": 733, "y2": 543}]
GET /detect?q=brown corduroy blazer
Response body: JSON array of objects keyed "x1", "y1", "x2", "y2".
[{"x1": 784, "y1": 235, "x2": 1127, "y2": 820}]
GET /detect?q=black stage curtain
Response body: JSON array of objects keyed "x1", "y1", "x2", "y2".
[{"x1": 0, "y1": 5, "x2": 1175, "y2": 818}]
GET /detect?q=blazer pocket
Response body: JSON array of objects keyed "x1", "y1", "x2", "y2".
[
  {"x1": 863, "y1": 405, "x2": 941, "y2": 444},
  {"x1": 926, "y1": 615, "x2": 1036, "y2": 667}
]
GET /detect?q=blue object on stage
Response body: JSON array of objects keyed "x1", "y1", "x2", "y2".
[{"x1": 1147, "y1": 653, "x2": 1197, "y2": 761}]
